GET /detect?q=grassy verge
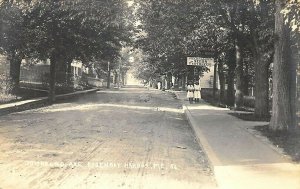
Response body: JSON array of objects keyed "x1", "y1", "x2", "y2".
[
  {"x1": 228, "y1": 112, "x2": 270, "y2": 122},
  {"x1": 0, "y1": 93, "x2": 20, "y2": 104},
  {"x1": 229, "y1": 111, "x2": 299, "y2": 162},
  {"x1": 255, "y1": 125, "x2": 300, "y2": 162}
]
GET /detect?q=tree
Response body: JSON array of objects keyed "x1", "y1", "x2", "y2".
[
  {"x1": 205, "y1": 0, "x2": 275, "y2": 115},
  {"x1": 282, "y1": 1, "x2": 300, "y2": 128},
  {"x1": 135, "y1": 0, "x2": 216, "y2": 88},
  {"x1": 0, "y1": 0, "x2": 32, "y2": 94},
  {"x1": 270, "y1": 0, "x2": 298, "y2": 131},
  {"x1": 204, "y1": 0, "x2": 246, "y2": 108},
  {"x1": 17, "y1": 0, "x2": 131, "y2": 102},
  {"x1": 225, "y1": 47, "x2": 236, "y2": 106},
  {"x1": 246, "y1": 0, "x2": 275, "y2": 118}
]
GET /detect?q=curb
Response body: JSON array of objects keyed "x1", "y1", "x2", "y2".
[
  {"x1": 167, "y1": 91, "x2": 220, "y2": 165},
  {"x1": 0, "y1": 88, "x2": 99, "y2": 116},
  {"x1": 0, "y1": 98, "x2": 49, "y2": 116},
  {"x1": 182, "y1": 105, "x2": 221, "y2": 168},
  {"x1": 182, "y1": 105, "x2": 220, "y2": 188},
  {"x1": 55, "y1": 88, "x2": 99, "y2": 101}
]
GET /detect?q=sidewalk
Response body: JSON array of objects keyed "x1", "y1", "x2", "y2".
[{"x1": 173, "y1": 91, "x2": 300, "y2": 189}]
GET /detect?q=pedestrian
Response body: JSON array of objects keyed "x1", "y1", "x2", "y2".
[
  {"x1": 157, "y1": 81, "x2": 161, "y2": 90},
  {"x1": 194, "y1": 81, "x2": 201, "y2": 103},
  {"x1": 186, "y1": 81, "x2": 194, "y2": 104}
]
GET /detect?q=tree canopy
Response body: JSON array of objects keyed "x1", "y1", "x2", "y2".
[{"x1": 0, "y1": 0, "x2": 133, "y2": 97}]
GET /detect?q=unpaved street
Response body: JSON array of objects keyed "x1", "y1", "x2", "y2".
[{"x1": 0, "y1": 87, "x2": 216, "y2": 189}]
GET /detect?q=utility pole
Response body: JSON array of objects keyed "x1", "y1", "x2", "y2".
[{"x1": 107, "y1": 61, "x2": 111, "y2": 89}]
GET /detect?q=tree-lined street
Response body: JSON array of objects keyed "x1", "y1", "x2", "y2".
[
  {"x1": 0, "y1": 0, "x2": 299, "y2": 131},
  {"x1": 0, "y1": 0, "x2": 299, "y2": 188},
  {"x1": 133, "y1": 0, "x2": 299, "y2": 131}
]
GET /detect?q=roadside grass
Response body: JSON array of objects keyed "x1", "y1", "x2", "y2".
[
  {"x1": 228, "y1": 112, "x2": 270, "y2": 122},
  {"x1": 255, "y1": 125, "x2": 300, "y2": 162},
  {"x1": 229, "y1": 111, "x2": 299, "y2": 163},
  {"x1": 0, "y1": 74, "x2": 19, "y2": 104},
  {"x1": 0, "y1": 93, "x2": 19, "y2": 104}
]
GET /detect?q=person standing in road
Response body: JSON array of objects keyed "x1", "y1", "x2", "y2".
[
  {"x1": 157, "y1": 81, "x2": 161, "y2": 90},
  {"x1": 194, "y1": 81, "x2": 201, "y2": 103},
  {"x1": 187, "y1": 81, "x2": 194, "y2": 104}
]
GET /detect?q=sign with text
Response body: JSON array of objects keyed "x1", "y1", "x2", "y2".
[{"x1": 187, "y1": 57, "x2": 214, "y2": 67}]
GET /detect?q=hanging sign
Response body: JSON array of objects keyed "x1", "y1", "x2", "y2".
[{"x1": 187, "y1": 57, "x2": 214, "y2": 67}]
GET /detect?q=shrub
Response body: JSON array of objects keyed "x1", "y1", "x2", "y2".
[
  {"x1": 42, "y1": 72, "x2": 75, "y2": 94},
  {"x1": 0, "y1": 74, "x2": 12, "y2": 93},
  {"x1": 243, "y1": 96, "x2": 255, "y2": 108},
  {"x1": 0, "y1": 74, "x2": 17, "y2": 104},
  {"x1": 77, "y1": 73, "x2": 92, "y2": 90}
]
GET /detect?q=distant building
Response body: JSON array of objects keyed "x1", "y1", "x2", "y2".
[
  {"x1": 200, "y1": 64, "x2": 219, "y2": 89},
  {"x1": 1, "y1": 55, "x2": 107, "y2": 89},
  {"x1": 20, "y1": 59, "x2": 86, "y2": 84}
]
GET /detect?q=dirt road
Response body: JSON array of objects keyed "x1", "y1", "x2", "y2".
[{"x1": 0, "y1": 87, "x2": 216, "y2": 189}]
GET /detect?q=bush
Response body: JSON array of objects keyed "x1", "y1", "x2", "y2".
[
  {"x1": 0, "y1": 74, "x2": 12, "y2": 93},
  {"x1": 42, "y1": 72, "x2": 75, "y2": 94},
  {"x1": 41, "y1": 73, "x2": 50, "y2": 89},
  {"x1": 77, "y1": 73, "x2": 92, "y2": 90},
  {"x1": 41, "y1": 72, "x2": 93, "y2": 93},
  {"x1": 0, "y1": 74, "x2": 17, "y2": 104},
  {"x1": 201, "y1": 88, "x2": 216, "y2": 101},
  {"x1": 243, "y1": 96, "x2": 255, "y2": 108}
]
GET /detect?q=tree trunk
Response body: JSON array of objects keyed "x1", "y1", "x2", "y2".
[
  {"x1": 297, "y1": 35, "x2": 300, "y2": 129},
  {"x1": 56, "y1": 56, "x2": 66, "y2": 72},
  {"x1": 49, "y1": 53, "x2": 57, "y2": 103},
  {"x1": 218, "y1": 60, "x2": 226, "y2": 104},
  {"x1": 226, "y1": 49, "x2": 236, "y2": 106},
  {"x1": 254, "y1": 52, "x2": 270, "y2": 118},
  {"x1": 67, "y1": 59, "x2": 72, "y2": 74},
  {"x1": 213, "y1": 62, "x2": 217, "y2": 101},
  {"x1": 54, "y1": 55, "x2": 68, "y2": 85},
  {"x1": 243, "y1": 59, "x2": 250, "y2": 96},
  {"x1": 182, "y1": 72, "x2": 186, "y2": 90},
  {"x1": 270, "y1": 0, "x2": 296, "y2": 131},
  {"x1": 227, "y1": 70, "x2": 235, "y2": 106},
  {"x1": 66, "y1": 58, "x2": 73, "y2": 88},
  {"x1": 187, "y1": 66, "x2": 194, "y2": 83},
  {"x1": 166, "y1": 72, "x2": 172, "y2": 89},
  {"x1": 9, "y1": 53, "x2": 22, "y2": 94},
  {"x1": 107, "y1": 61, "x2": 111, "y2": 88},
  {"x1": 297, "y1": 47, "x2": 300, "y2": 128},
  {"x1": 174, "y1": 74, "x2": 179, "y2": 90},
  {"x1": 290, "y1": 38, "x2": 298, "y2": 130},
  {"x1": 235, "y1": 40, "x2": 244, "y2": 108}
]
